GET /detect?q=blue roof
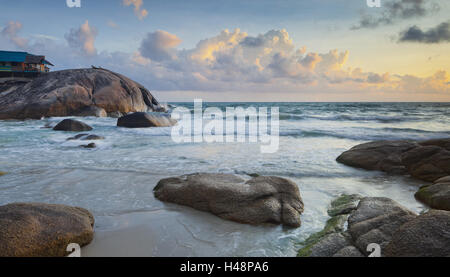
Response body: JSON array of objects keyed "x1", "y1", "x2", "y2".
[{"x1": 0, "y1": 51, "x2": 28, "y2": 63}]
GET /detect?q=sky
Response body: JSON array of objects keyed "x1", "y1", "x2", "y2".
[{"x1": 0, "y1": 0, "x2": 449, "y2": 102}]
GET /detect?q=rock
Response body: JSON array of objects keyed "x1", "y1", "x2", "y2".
[
  {"x1": 53, "y1": 119, "x2": 93, "y2": 132},
  {"x1": 117, "y1": 112, "x2": 177, "y2": 128},
  {"x1": 327, "y1": 194, "x2": 361, "y2": 217},
  {"x1": 384, "y1": 210, "x2": 450, "y2": 257},
  {"x1": 0, "y1": 171, "x2": 6, "y2": 176},
  {"x1": 82, "y1": 135, "x2": 104, "y2": 140},
  {"x1": 0, "y1": 203, "x2": 94, "y2": 257},
  {"x1": 333, "y1": 246, "x2": 364, "y2": 257},
  {"x1": 336, "y1": 140, "x2": 418, "y2": 174},
  {"x1": 435, "y1": 176, "x2": 450, "y2": 183},
  {"x1": 304, "y1": 232, "x2": 353, "y2": 257},
  {"x1": 72, "y1": 106, "x2": 107, "y2": 117},
  {"x1": 0, "y1": 68, "x2": 162, "y2": 120},
  {"x1": 338, "y1": 139, "x2": 450, "y2": 211},
  {"x1": 297, "y1": 194, "x2": 360, "y2": 257},
  {"x1": 107, "y1": 111, "x2": 124, "y2": 118},
  {"x1": 419, "y1": 138, "x2": 450, "y2": 151},
  {"x1": 67, "y1": 134, "x2": 104, "y2": 141},
  {"x1": 67, "y1": 133, "x2": 89, "y2": 140},
  {"x1": 337, "y1": 139, "x2": 450, "y2": 182},
  {"x1": 415, "y1": 182, "x2": 450, "y2": 211},
  {"x1": 347, "y1": 197, "x2": 417, "y2": 255},
  {"x1": 154, "y1": 173, "x2": 304, "y2": 227},
  {"x1": 80, "y1": 143, "x2": 96, "y2": 149},
  {"x1": 297, "y1": 215, "x2": 349, "y2": 257}
]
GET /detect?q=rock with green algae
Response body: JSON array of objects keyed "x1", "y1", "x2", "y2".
[
  {"x1": 327, "y1": 194, "x2": 362, "y2": 217},
  {"x1": 297, "y1": 194, "x2": 362, "y2": 257}
]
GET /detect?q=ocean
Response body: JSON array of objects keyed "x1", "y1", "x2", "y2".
[{"x1": 0, "y1": 102, "x2": 449, "y2": 256}]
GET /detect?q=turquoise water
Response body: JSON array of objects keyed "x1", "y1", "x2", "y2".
[{"x1": 0, "y1": 102, "x2": 449, "y2": 256}]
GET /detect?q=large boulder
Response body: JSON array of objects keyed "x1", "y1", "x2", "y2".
[
  {"x1": 53, "y1": 119, "x2": 93, "y2": 132},
  {"x1": 415, "y1": 176, "x2": 450, "y2": 211},
  {"x1": 117, "y1": 112, "x2": 176, "y2": 128},
  {"x1": 337, "y1": 139, "x2": 450, "y2": 182},
  {"x1": 0, "y1": 203, "x2": 94, "y2": 257},
  {"x1": 154, "y1": 173, "x2": 304, "y2": 227},
  {"x1": 336, "y1": 140, "x2": 418, "y2": 174},
  {"x1": 384, "y1": 210, "x2": 450, "y2": 257},
  {"x1": 0, "y1": 68, "x2": 162, "y2": 119},
  {"x1": 347, "y1": 197, "x2": 417, "y2": 254}
]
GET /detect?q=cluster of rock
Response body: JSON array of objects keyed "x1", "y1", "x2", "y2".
[
  {"x1": 337, "y1": 139, "x2": 450, "y2": 211},
  {"x1": 0, "y1": 68, "x2": 164, "y2": 120},
  {"x1": 298, "y1": 196, "x2": 450, "y2": 257},
  {"x1": 154, "y1": 173, "x2": 304, "y2": 227},
  {"x1": 0, "y1": 203, "x2": 95, "y2": 257}
]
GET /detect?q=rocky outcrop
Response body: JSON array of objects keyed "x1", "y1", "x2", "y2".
[
  {"x1": 297, "y1": 194, "x2": 363, "y2": 257},
  {"x1": 337, "y1": 138, "x2": 450, "y2": 182},
  {"x1": 337, "y1": 138, "x2": 450, "y2": 211},
  {"x1": 117, "y1": 112, "x2": 176, "y2": 128},
  {"x1": 0, "y1": 68, "x2": 162, "y2": 120},
  {"x1": 0, "y1": 203, "x2": 94, "y2": 257},
  {"x1": 384, "y1": 210, "x2": 450, "y2": 257},
  {"x1": 415, "y1": 176, "x2": 450, "y2": 210},
  {"x1": 154, "y1": 173, "x2": 304, "y2": 227},
  {"x1": 53, "y1": 119, "x2": 93, "y2": 132},
  {"x1": 347, "y1": 197, "x2": 417, "y2": 253}
]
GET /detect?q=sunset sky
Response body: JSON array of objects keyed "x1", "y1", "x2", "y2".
[{"x1": 1, "y1": 0, "x2": 449, "y2": 101}]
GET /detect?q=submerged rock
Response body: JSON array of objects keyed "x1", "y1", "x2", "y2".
[
  {"x1": 0, "y1": 203, "x2": 94, "y2": 257},
  {"x1": 0, "y1": 68, "x2": 162, "y2": 120},
  {"x1": 154, "y1": 173, "x2": 304, "y2": 227},
  {"x1": 67, "y1": 134, "x2": 104, "y2": 141},
  {"x1": 53, "y1": 119, "x2": 93, "y2": 132},
  {"x1": 384, "y1": 210, "x2": 450, "y2": 257},
  {"x1": 80, "y1": 143, "x2": 96, "y2": 149},
  {"x1": 117, "y1": 112, "x2": 176, "y2": 128}
]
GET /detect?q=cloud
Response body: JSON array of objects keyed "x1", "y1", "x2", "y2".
[
  {"x1": 398, "y1": 21, "x2": 450, "y2": 43},
  {"x1": 352, "y1": 0, "x2": 440, "y2": 29},
  {"x1": 2, "y1": 23, "x2": 448, "y2": 98},
  {"x1": 139, "y1": 30, "x2": 182, "y2": 62},
  {"x1": 65, "y1": 20, "x2": 98, "y2": 56},
  {"x1": 123, "y1": 0, "x2": 148, "y2": 20},
  {"x1": 1, "y1": 21, "x2": 28, "y2": 48}
]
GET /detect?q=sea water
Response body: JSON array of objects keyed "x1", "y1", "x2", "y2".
[{"x1": 0, "y1": 102, "x2": 449, "y2": 256}]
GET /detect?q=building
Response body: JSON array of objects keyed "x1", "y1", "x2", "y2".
[{"x1": 0, "y1": 50, "x2": 54, "y2": 75}]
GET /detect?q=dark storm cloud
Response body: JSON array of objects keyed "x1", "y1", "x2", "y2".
[
  {"x1": 399, "y1": 21, "x2": 450, "y2": 43},
  {"x1": 352, "y1": 0, "x2": 440, "y2": 29}
]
